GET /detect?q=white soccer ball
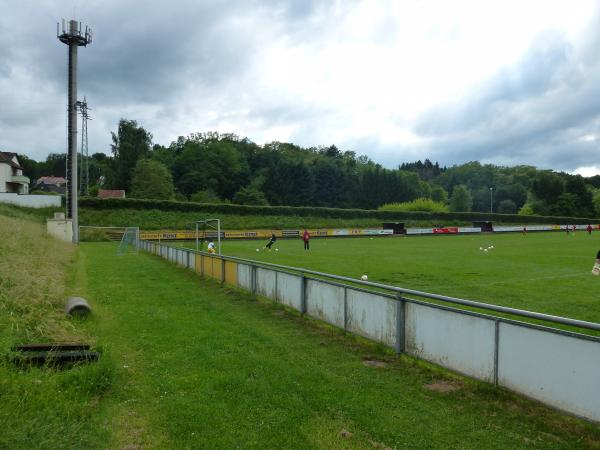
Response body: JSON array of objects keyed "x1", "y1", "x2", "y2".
[
  {"x1": 275, "y1": 248, "x2": 279, "y2": 252},
  {"x1": 361, "y1": 275, "x2": 368, "y2": 281},
  {"x1": 256, "y1": 248, "x2": 259, "y2": 252},
  {"x1": 479, "y1": 247, "x2": 483, "y2": 250},
  {"x1": 490, "y1": 245, "x2": 494, "y2": 249},
  {"x1": 484, "y1": 249, "x2": 488, "y2": 252}
]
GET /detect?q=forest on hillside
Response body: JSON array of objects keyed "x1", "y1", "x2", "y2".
[{"x1": 19, "y1": 119, "x2": 600, "y2": 217}]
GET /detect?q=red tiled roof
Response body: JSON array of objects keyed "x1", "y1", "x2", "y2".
[
  {"x1": 36, "y1": 176, "x2": 66, "y2": 186},
  {"x1": 98, "y1": 189, "x2": 126, "y2": 199}
]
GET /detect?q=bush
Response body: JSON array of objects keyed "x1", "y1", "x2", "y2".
[
  {"x1": 79, "y1": 198, "x2": 600, "y2": 225},
  {"x1": 233, "y1": 187, "x2": 269, "y2": 206},
  {"x1": 190, "y1": 189, "x2": 226, "y2": 204},
  {"x1": 379, "y1": 198, "x2": 448, "y2": 213}
]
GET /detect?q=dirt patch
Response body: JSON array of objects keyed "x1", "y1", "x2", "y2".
[
  {"x1": 339, "y1": 428, "x2": 353, "y2": 438},
  {"x1": 363, "y1": 359, "x2": 387, "y2": 369},
  {"x1": 424, "y1": 380, "x2": 461, "y2": 393}
]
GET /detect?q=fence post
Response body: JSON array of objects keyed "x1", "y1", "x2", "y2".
[
  {"x1": 343, "y1": 287, "x2": 348, "y2": 331},
  {"x1": 494, "y1": 320, "x2": 500, "y2": 386},
  {"x1": 251, "y1": 265, "x2": 257, "y2": 296},
  {"x1": 275, "y1": 271, "x2": 279, "y2": 303},
  {"x1": 221, "y1": 258, "x2": 226, "y2": 284},
  {"x1": 395, "y1": 294, "x2": 406, "y2": 354},
  {"x1": 300, "y1": 273, "x2": 307, "y2": 314}
]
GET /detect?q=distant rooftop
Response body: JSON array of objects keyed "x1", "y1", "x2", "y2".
[
  {"x1": 37, "y1": 176, "x2": 66, "y2": 186},
  {"x1": 98, "y1": 189, "x2": 126, "y2": 199}
]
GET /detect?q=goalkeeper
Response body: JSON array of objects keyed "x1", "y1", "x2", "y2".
[{"x1": 265, "y1": 233, "x2": 277, "y2": 251}]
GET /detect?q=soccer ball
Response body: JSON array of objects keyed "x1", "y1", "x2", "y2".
[
  {"x1": 361, "y1": 275, "x2": 368, "y2": 281},
  {"x1": 479, "y1": 247, "x2": 483, "y2": 250},
  {"x1": 256, "y1": 248, "x2": 259, "y2": 252},
  {"x1": 275, "y1": 248, "x2": 279, "y2": 252},
  {"x1": 484, "y1": 249, "x2": 488, "y2": 252}
]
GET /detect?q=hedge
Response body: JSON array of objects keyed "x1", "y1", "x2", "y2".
[{"x1": 79, "y1": 198, "x2": 600, "y2": 225}]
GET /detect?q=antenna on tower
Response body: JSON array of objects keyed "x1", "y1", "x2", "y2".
[{"x1": 57, "y1": 18, "x2": 92, "y2": 244}]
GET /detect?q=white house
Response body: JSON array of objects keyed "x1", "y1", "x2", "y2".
[{"x1": 0, "y1": 152, "x2": 29, "y2": 194}]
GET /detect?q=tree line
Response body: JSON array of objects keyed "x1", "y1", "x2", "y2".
[{"x1": 20, "y1": 119, "x2": 600, "y2": 217}]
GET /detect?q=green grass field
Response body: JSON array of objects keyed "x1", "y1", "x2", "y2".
[
  {"x1": 177, "y1": 231, "x2": 600, "y2": 326},
  {"x1": 3, "y1": 208, "x2": 600, "y2": 448},
  {"x1": 59, "y1": 244, "x2": 600, "y2": 448}
]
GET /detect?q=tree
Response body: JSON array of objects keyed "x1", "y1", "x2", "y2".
[
  {"x1": 129, "y1": 159, "x2": 174, "y2": 200},
  {"x1": 232, "y1": 186, "x2": 269, "y2": 205},
  {"x1": 190, "y1": 189, "x2": 224, "y2": 204},
  {"x1": 498, "y1": 199, "x2": 517, "y2": 214},
  {"x1": 430, "y1": 185, "x2": 448, "y2": 204},
  {"x1": 531, "y1": 171, "x2": 564, "y2": 204},
  {"x1": 449, "y1": 185, "x2": 473, "y2": 212},
  {"x1": 111, "y1": 119, "x2": 153, "y2": 191}
]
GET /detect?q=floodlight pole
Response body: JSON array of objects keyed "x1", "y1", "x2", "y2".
[{"x1": 489, "y1": 187, "x2": 493, "y2": 214}]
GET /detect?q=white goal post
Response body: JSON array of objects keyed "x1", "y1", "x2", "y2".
[{"x1": 189, "y1": 219, "x2": 221, "y2": 255}]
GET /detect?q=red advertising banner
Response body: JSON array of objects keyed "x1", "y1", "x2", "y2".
[{"x1": 433, "y1": 227, "x2": 459, "y2": 234}]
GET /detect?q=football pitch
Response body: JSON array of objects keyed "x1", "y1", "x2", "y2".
[{"x1": 178, "y1": 231, "x2": 600, "y2": 325}]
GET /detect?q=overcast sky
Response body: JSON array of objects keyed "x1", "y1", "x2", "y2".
[{"x1": 1, "y1": 0, "x2": 600, "y2": 175}]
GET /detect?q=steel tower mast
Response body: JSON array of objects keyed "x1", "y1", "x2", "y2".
[{"x1": 57, "y1": 19, "x2": 92, "y2": 243}]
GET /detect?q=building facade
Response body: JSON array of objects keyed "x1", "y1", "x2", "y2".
[{"x1": 0, "y1": 152, "x2": 29, "y2": 194}]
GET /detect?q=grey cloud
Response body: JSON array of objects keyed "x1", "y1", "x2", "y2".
[{"x1": 411, "y1": 14, "x2": 600, "y2": 172}]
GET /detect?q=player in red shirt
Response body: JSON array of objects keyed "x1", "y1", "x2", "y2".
[{"x1": 302, "y1": 229, "x2": 310, "y2": 250}]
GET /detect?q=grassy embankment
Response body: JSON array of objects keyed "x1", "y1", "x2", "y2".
[
  {"x1": 0, "y1": 211, "x2": 113, "y2": 450},
  {"x1": 3, "y1": 204, "x2": 600, "y2": 448}
]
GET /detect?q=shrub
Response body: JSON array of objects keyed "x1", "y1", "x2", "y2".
[
  {"x1": 79, "y1": 198, "x2": 600, "y2": 225},
  {"x1": 379, "y1": 198, "x2": 449, "y2": 213}
]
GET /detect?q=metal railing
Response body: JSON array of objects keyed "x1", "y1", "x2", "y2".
[{"x1": 137, "y1": 239, "x2": 600, "y2": 423}]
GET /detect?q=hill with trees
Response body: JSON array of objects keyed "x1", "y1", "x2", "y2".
[{"x1": 19, "y1": 118, "x2": 600, "y2": 218}]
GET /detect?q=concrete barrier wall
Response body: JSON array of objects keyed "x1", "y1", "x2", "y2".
[
  {"x1": 405, "y1": 303, "x2": 496, "y2": 382},
  {"x1": 306, "y1": 279, "x2": 345, "y2": 328},
  {"x1": 498, "y1": 323, "x2": 600, "y2": 422},
  {"x1": 276, "y1": 272, "x2": 303, "y2": 310},
  {"x1": 256, "y1": 267, "x2": 277, "y2": 299},
  {"x1": 346, "y1": 289, "x2": 398, "y2": 348},
  {"x1": 140, "y1": 241, "x2": 600, "y2": 423},
  {"x1": 0, "y1": 193, "x2": 61, "y2": 208}
]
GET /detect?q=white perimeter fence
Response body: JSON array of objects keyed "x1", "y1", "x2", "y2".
[{"x1": 137, "y1": 239, "x2": 600, "y2": 423}]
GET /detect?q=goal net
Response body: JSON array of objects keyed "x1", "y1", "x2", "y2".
[
  {"x1": 117, "y1": 227, "x2": 140, "y2": 255},
  {"x1": 79, "y1": 226, "x2": 128, "y2": 242},
  {"x1": 79, "y1": 226, "x2": 140, "y2": 255}
]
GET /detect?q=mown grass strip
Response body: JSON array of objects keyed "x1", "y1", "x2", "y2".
[{"x1": 80, "y1": 243, "x2": 600, "y2": 449}]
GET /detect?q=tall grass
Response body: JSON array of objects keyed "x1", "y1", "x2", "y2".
[{"x1": 0, "y1": 214, "x2": 79, "y2": 345}]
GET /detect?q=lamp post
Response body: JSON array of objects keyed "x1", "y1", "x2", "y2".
[{"x1": 489, "y1": 187, "x2": 493, "y2": 214}]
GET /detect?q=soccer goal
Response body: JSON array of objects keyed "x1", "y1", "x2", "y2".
[
  {"x1": 117, "y1": 227, "x2": 140, "y2": 255},
  {"x1": 189, "y1": 219, "x2": 221, "y2": 255},
  {"x1": 78, "y1": 226, "x2": 139, "y2": 254}
]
